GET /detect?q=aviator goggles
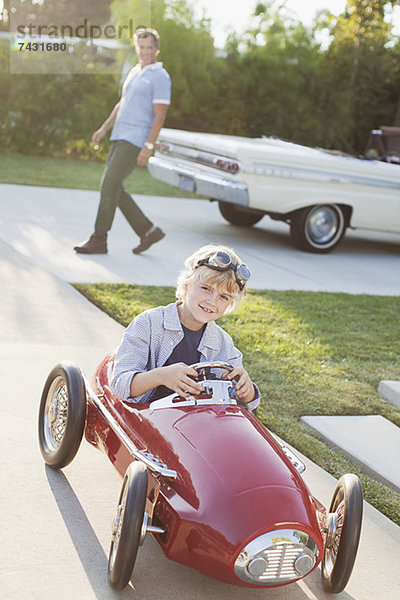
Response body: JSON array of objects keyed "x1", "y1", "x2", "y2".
[{"x1": 195, "y1": 251, "x2": 251, "y2": 291}]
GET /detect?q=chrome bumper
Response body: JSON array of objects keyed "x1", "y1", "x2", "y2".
[
  {"x1": 148, "y1": 156, "x2": 249, "y2": 206},
  {"x1": 234, "y1": 529, "x2": 319, "y2": 585}
]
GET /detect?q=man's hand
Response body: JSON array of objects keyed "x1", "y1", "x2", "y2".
[
  {"x1": 136, "y1": 104, "x2": 168, "y2": 166},
  {"x1": 91, "y1": 101, "x2": 121, "y2": 147},
  {"x1": 161, "y1": 363, "x2": 204, "y2": 397},
  {"x1": 223, "y1": 366, "x2": 255, "y2": 403},
  {"x1": 136, "y1": 146, "x2": 153, "y2": 167},
  {"x1": 92, "y1": 126, "x2": 107, "y2": 146}
]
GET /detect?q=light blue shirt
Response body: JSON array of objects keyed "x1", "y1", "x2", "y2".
[
  {"x1": 111, "y1": 302, "x2": 260, "y2": 410},
  {"x1": 110, "y1": 61, "x2": 171, "y2": 148}
]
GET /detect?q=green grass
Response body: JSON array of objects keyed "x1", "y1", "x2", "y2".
[
  {"x1": 74, "y1": 283, "x2": 400, "y2": 526},
  {"x1": 0, "y1": 151, "x2": 201, "y2": 198}
]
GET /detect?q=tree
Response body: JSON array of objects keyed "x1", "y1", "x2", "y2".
[
  {"x1": 222, "y1": 1, "x2": 346, "y2": 147},
  {"x1": 1, "y1": 1, "x2": 118, "y2": 154},
  {"x1": 323, "y1": 0, "x2": 400, "y2": 151},
  {"x1": 216, "y1": 0, "x2": 400, "y2": 153},
  {"x1": 1, "y1": 0, "x2": 399, "y2": 157}
]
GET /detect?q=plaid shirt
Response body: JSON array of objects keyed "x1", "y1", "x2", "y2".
[{"x1": 111, "y1": 302, "x2": 260, "y2": 410}]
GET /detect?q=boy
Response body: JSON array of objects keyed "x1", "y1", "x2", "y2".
[{"x1": 111, "y1": 245, "x2": 260, "y2": 411}]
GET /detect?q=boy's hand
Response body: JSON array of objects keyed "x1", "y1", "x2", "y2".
[
  {"x1": 162, "y1": 363, "x2": 203, "y2": 398},
  {"x1": 223, "y1": 366, "x2": 255, "y2": 403}
]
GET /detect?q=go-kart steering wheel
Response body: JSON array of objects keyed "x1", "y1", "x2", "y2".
[
  {"x1": 190, "y1": 361, "x2": 233, "y2": 381},
  {"x1": 189, "y1": 361, "x2": 243, "y2": 403}
]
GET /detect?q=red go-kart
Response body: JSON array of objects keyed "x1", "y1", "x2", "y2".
[{"x1": 38, "y1": 355, "x2": 363, "y2": 593}]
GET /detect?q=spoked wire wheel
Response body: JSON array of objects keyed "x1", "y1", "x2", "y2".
[
  {"x1": 108, "y1": 461, "x2": 148, "y2": 590},
  {"x1": 38, "y1": 362, "x2": 86, "y2": 469},
  {"x1": 43, "y1": 376, "x2": 69, "y2": 451},
  {"x1": 321, "y1": 474, "x2": 363, "y2": 593}
]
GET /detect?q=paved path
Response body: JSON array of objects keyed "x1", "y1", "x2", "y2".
[
  {"x1": 301, "y1": 415, "x2": 400, "y2": 493},
  {"x1": 1, "y1": 183, "x2": 400, "y2": 599},
  {"x1": 1, "y1": 249, "x2": 399, "y2": 600},
  {"x1": 1, "y1": 183, "x2": 400, "y2": 293}
]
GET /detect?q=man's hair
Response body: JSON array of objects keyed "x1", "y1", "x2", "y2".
[
  {"x1": 134, "y1": 28, "x2": 160, "y2": 49},
  {"x1": 176, "y1": 244, "x2": 248, "y2": 312}
]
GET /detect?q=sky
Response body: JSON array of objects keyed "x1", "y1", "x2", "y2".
[{"x1": 191, "y1": 0, "x2": 346, "y2": 45}]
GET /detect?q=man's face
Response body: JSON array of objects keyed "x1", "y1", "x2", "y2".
[{"x1": 135, "y1": 36, "x2": 159, "y2": 67}]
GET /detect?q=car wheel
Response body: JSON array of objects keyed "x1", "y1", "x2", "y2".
[
  {"x1": 108, "y1": 461, "x2": 148, "y2": 590},
  {"x1": 321, "y1": 474, "x2": 363, "y2": 594},
  {"x1": 218, "y1": 201, "x2": 264, "y2": 226},
  {"x1": 38, "y1": 362, "x2": 86, "y2": 469},
  {"x1": 290, "y1": 204, "x2": 346, "y2": 252}
]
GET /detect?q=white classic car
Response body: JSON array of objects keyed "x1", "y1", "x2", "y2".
[{"x1": 147, "y1": 128, "x2": 400, "y2": 253}]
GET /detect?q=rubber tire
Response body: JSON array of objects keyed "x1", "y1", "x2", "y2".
[
  {"x1": 290, "y1": 204, "x2": 346, "y2": 253},
  {"x1": 218, "y1": 201, "x2": 264, "y2": 227},
  {"x1": 108, "y1": 462, "x2": 148, "y2": 590},
  {"x1": 321, "y1": 474, "x2": 363, "y2": 594},
  {"x1": 38, "y1": 362, "x2": 86, "y2": 469}
]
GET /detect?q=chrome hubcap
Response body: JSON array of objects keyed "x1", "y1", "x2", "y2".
[
  {"x1": 44, "y1": 376, "x2": 68, "y2": 451},
  {"x1": 307, "y1": 206, "x2": 339, "y2": 243}
]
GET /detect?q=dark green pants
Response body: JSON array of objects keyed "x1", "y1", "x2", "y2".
[{"x1": 94, "y1": 140, "x2": 153, "y2": 237}]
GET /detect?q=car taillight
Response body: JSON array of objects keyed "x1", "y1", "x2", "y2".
[
  {"x1": 155, "y1": 142, "x2": 171, "y2": 153},
  {"x1": 215, "y1": 159, "x2": 240, "y2": 173},
  {"x1": 155, "y1": 142, "x2": 240, "y2": 174}
]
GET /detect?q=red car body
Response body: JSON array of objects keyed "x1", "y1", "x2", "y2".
[{"x1": 84, "y1": 353, "x2": 326, "y2": 587}]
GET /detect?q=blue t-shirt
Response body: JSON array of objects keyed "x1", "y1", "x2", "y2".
[
  {"x1": 110, "y1": 61, "x2": 171, "y2": 148},
  {"x1": 151, "y1": 323, "x2": 206, "y2": 401}
]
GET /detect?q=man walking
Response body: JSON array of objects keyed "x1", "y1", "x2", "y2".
[{"x1": 75, "y1": 28, "x2": 171, "y2": 255}]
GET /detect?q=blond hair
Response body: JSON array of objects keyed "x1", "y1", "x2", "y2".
[{"x1": 176, "y1": 245, "x2": 248, "y2": 312}]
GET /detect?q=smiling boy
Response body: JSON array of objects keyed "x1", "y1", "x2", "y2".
[{"x1": 111, "y1": 245, "x2": 260, "y2": 411}]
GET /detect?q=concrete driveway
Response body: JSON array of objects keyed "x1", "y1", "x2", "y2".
[
  {"x1": 1, "y1": 184, "x2": 399, "y2": 600},
  {"x1": 1, "y1": 183, "x2": 399, "y2": 293}
]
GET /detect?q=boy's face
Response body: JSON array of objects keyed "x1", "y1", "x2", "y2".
[{"x1": 180, "y1": 280, "x2": 232, "y2": 330}]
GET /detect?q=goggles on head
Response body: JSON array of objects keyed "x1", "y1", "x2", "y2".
[{"x1": 195, "y1": 251, "x2": 251, "y2": 291}]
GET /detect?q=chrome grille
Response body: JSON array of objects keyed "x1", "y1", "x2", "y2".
[
  {"x1": 234, "y1": 529, "x2": 318, "y2": 586},
  {"x1": 258, "y1": 543, "x2": 310, "y2": 581}
]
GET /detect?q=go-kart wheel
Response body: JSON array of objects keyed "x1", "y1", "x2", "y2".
[
  {"x1": 108, "y1": 461, "x2": 148, "y2": 590},
  {"x1": 38, "y1": 362, "x2": 86, "y2": 469},
  {"x1": 321, "y1": 474, "x2": 363, "y2": 594}
]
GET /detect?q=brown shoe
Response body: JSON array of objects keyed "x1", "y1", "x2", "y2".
[
  {"x1": 74, "y1": 232, "x2": 107, "y2": 254},
  {"x1": 132, "y1": 227, "x2": 165, "y2": 254}
]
